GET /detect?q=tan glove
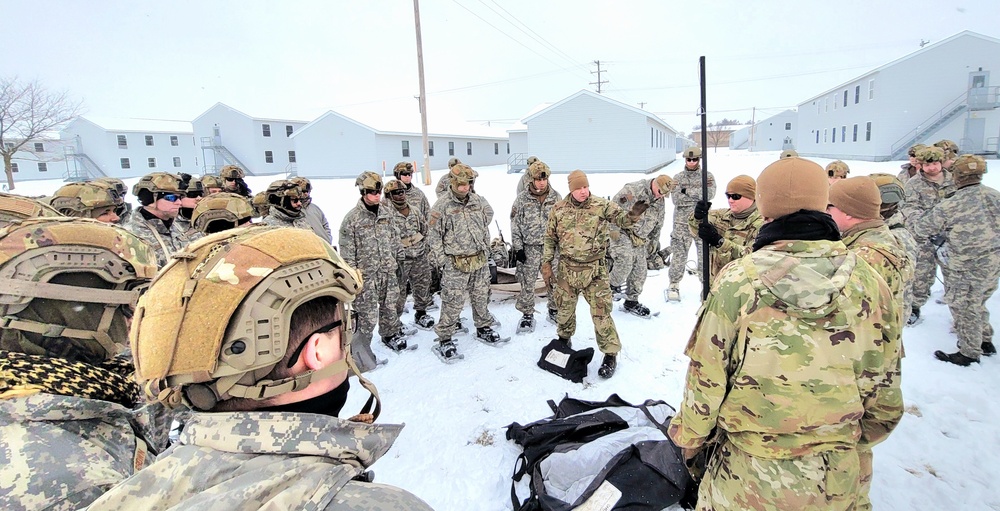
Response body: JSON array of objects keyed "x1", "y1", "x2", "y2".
[
  {"x1": 628, "y1": 200, "x2": 649, "y2": 221},
  {"x1": 540, "y1": 261, "x2": 554, "y2": 288}
]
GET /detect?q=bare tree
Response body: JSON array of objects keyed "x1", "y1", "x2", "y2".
[{"x1": 0, "y1": 77, "x2": 82, "y2": 190}]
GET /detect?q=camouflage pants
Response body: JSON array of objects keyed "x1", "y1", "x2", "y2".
[
  {"x1": 435, "y1": 256, "x2": 492, "y2": 340},
  {"x1": 669, "y1": 207, "x2": 704, "y2": 284},
  {"x1": 945, "y1": 268, "x2": 1000, "y2": 359},
  {"x1": 609, "y1": 236, "x2": 647, "y2": 302},
  {"x1": 697, "y1": 440, "x2": 860, "y2": 511},
  {"x1": 856, "y1": 447, "x2": 873, "y2": 511},
  {"x1": 397, "y1": 252, "x2": 434, "y2": 314},
  {"x1": 551, "y1": 260, "x2": 621, "y2": 354},
  {"x1": 912, "y1": 240, "x2": 946, "y2": 308},
  {"x1": 515, "y1": 244, "x2": 554, "y2": 316},
  {"x1": 352, "y1": 268, "x2": 403, "y2": 372}
]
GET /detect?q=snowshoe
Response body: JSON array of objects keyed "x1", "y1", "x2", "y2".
[
  {"x1": 546, "y1": 308, "x2": 558, "y2": 325},
  {"x1": 455, "y1": 318, "x2": 469, "y2": 335},
  {"x1": 597, "y1": 353, "x2": 617, "y2": 379},
  {"x1": 380, "y1": 332, "x2": 414, "y2": 352},
  {"x1": 400, "y1": 324, "x2": 417, "y2": 336},
  {"x1": 665, "y1": 286, "x2": 680, "y2": 303},
  {"x1": 476, "y1": 327, "x2": 510, "y2": 346},
  {"x1": 414, "y1": 311, "x2": 435, "y2": 330},
  {"x1": 432, "y1": 339, "x2": 463, "y2": 363},
  {"x1": 621, "y1": 300, "x2": 658, "y2": 318},
  {"x1": 516, "y1": 314, "x2": 535, "y2": 334},
  {"x1": 610, "y1": 285, "x2": 627, "y2": 302},
  {"x1": 906, "y1": 307, "x2": 921, "y2": 327}
]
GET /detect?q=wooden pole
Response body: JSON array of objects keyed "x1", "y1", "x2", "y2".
[{"x1": 413, "y1": 0, "x2": 431, "y2": 185}]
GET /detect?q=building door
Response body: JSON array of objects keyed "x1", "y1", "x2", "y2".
[
  {"x1": 964, "y1": 117, "x2": 986, "y2": 153},
  {"x1": 968, "y1": 71, "x2": 990, "y2": 110}
]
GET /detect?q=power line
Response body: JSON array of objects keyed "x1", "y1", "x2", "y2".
[
  {"x1": 481, "y1": 0, "x2": 589, "y2": 75},
  {"x1": 615, "y1": 63, "x2": 882, "y2": 93}
]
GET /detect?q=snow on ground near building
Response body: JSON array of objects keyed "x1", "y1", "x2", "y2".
[{"x1": 14, "y1": 150, "x2": 1000, "y2": 510}]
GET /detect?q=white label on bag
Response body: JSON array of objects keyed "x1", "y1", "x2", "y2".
[
  {"x1": 575, "y1": 480, "x2": 622, "y2": 511},
  {"x1": 543, "y1": 349, "x2": 570, "y2": 368}
]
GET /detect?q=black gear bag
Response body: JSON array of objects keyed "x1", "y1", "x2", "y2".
[{"x1": 537, "y1": 340, "x2": 593, "y2": 383}]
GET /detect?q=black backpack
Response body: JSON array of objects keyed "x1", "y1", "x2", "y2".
[{"x1": 505, "y1": 394, "x2": 697, "y2": 511}]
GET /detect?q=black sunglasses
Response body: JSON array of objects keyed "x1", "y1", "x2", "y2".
[
  {"x1": 398, "y1": 171, "x2": 413, "y2": 177},
  {"x1": 725, "y1": 193, "x2": 742, "y2": 200},
  {"x1": 389, "y1": 189, "x2": 406, "y2": 196},
  {"x1": 686, "y1": 158, "x2": 699, "y2": 162},
  {"x1": 364, "y1": 188, "x2": 382, "y2": 195},
  {"x1": 285, "y1": 319, "x2": 344, "y2": 368}
]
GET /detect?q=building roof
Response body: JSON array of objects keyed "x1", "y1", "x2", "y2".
[
  {"x1": 521, "y1": 89, "x2": 678, "y2": 134},
  {"x1": 192, "y1": 102, "x2": 310, "y2": 125},
  {"x1": 295, "y1": 109, "x2": 509, "y2": 140},
  {"x1": 76, "y1": 116, "x2": 193, "y2": 133}
]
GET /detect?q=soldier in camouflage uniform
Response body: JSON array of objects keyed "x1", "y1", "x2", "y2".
[
  {"x1": 668, "y1": 157, "x2": 903, "y2": 511},
  {"x1": 124, "y1": 172, "x2": 193, "y2": 267},
  {"x1": 871, "y1": 173, "x2": 918, "y2": 319},
  {"x1": 901, "y1": 146, "x2": 955, "y2": 325},
  {"x1": 435, "y1": 157, "x2": 467, "y2": 198},
  {"x1": 393, "y1": 161, "x2": 431, "y2": 219},
  {"x1": 219, "y1": 164, "x2": 252, "y2": 198},
  {"x1": 897, "y1": 144, "x2": 925, "y2": 183},
  {"x1": 826, "y1": 160, "x2": 850, "y2": 185},
  {"x1": 382, "y1": 179, "x2": 435, "y2": 330},
  {"x1": 511, "y1": 161, "x2": 562, "y2": 331},
  {"x1": 0, "y1": 218, "x2": 168, "y2": 511},
  {"x1": 84, "y1": 226, "x2": 433, "y2": 511},
  {"x1": 251, "y1": 191, "x2": 269, "y2": 218},
  {"x1": 934, "y1": 139, "x2": 959, "y2": 171},
  {"x1": 428, "y1": 164, "x2": 501, "y2": 360},
  {"x1": 190, "y1": 192, "x2": 254, "y2": 235},
  {"x1": 200, "y1": 174, "x2": 224, "y2": 195},
  {"x1": 339, "y1": 172, "x2": 408, "y2": 371},
  {"x1": 688, "y1": 175, "x2": 764, "y2": 284},
  {"x1": 49, "y1": 181, "x2": 123, "y2": 223},
  {"x1": 174, "y1": 174, "x2": 205, "y2": 242},
  {"x1": 912, "y1": 155, "x2": 1000, "y2": 365},
  {"x1": 609, "y1": 174, "x2": 673, "y2": 316},
  {"x1": 515, "y1": 155, "x2": 541, "y2": 195},
  {"x1": 290, "y1": 176, "x2": 333, "y2": 243},
  {"x1": 260, "y1": 179, "x2": 312, "y2": 231},
  {"x1": 667, "y1": 146, "x2": 716, "y2": 301},
  {"x1": 542, "y1": 170, "x2": 647, "y2": 378}
]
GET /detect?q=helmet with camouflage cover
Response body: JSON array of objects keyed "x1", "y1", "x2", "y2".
[
  {"x1": 184, "y1": 176, "x2": 205, "y2": 198},
  {"x1": 868, "y1": 173, "x2": 905, "y2": 205},
  {"x1": 825, "y1": 160, "x2": 850, "y2": 179},
  {"x1": 447, "y1": 157, "x2": 462, "y2": 169},
  {"x1": 94, "y1": 177, "x2": 128, "y2": 199},
  {"x1": 780, "y1": 149, "x2": 798, "y2": 159},
  {"x1": 264, "y1": 179, "x2": 305, "y2": 216},
  {"x1": 201, "y1": 174, "x2": 224, "y2": 193},
  {"x1": 0, "y1": 217, "x2": 157, "y2": 364},
  {"x1": 526, "y1": 155, "x2": 539, "y2": 166},
  {"x1": 288, "y1": 176, "x2": 313, "y2": 207},
  {"x1": 355, "y1": 171, "x2": 383, "y2": 195},
  {"x1": 131, "y1": 226, "x2": 381, "y2": 419},
  {"x1": 191, "y1": 192, "x2": 254, "y2": 234},
  {"x1": 907, "y1": 143, "x2": 927, "y2": 158},
  {"x1": 384, "y1": 179, "x2": 407, "y2": 206},
  {"x1": 527, "y1": 161, "x2": 550, "y2": 180},
  {"x1": 392, "y1": 161, "x2": 414, "y2": 178},
  {"x1": 251, "y1": 191, "x2": 269, "y2": 218},
  {"x1": 934, "y1": 139, "x2": 959, "y2": 159},
  {"x1": 0, "y1": 192, "x2": 64, "y2": 228},
  {"x1": 952, "y1": 154, "x2": 987, "y2": 187},
  {"x1": 49, "y1": 181, "x2": 121, "y2": 221},
  {"x1": 917, "y1": 146, "x2": 945, "y2": 163},
  {"x1": 219, "y1": 165, "x2": 245, "y2": 180},
  {"x1": 132, "y1": 172, "x2": 184, "y2": 206},
  {"x1": 449, "y1": 164, "x2": 475, "y2": 186},
  {"x1": 683, "y1": 147, "x2": 702, "y2": 159}
]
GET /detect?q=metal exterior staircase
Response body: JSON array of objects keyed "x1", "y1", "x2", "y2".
[
  {"x1": 62, "y1": 147, "x2": 107, "y2": 181},
  {"x1": 507, "y1": 152, "x2": 528, "y2": 174},
  {"x1": 200, "y1": 137, "x2": 253, "y2": 175},
  {"x1": 889, "y1": 91, "x2": 969, "y2": 160}
]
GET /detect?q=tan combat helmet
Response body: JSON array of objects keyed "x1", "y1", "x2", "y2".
[
  {"x1": 93, "y1": 177, "x2": 131, "y2": 219},
  {"x1": 288, "y1": 176, "x2": 313, "y2": 207},
  {"x1": 917, "y1": 146, "x2": 946, "y2": 163},
  {"x1": 654, "y1": 174, "x2": 676, "y2": 195},
  {"x1": 132, "y1": 172, "x2": 184, "y2": 206},
  {"x1": 952, "y1": 154, "x2": 987, "y2": 187},
  {"x1": 392, "y1": 161, "x2": 414, "y2": 179},
  {"x1": 868, "y1": 173, "x2": 906, "y2": 205},
  {"x1": 264, "y1": 179, "x2": 305, "y2": 216},
  {"x1": 191, "y1": 192, "x2": 255, "y2": 234},
  {"x1": 219, "y1": 165, "x2": 246, "y2": 180},
  {"x1": 933, "y1": 140, "x2": 960, "y2": 160},
  {"x1": 0, "y1": 217, "x2": 158, "y2": 364},
  {"x1": 201, "y1": 174, "x2": 224, "y2": 194},
  {"x1": 826, "y1": 160, "x2": 850, "y2": 179},
  {"x1": 0, "y1": 192, "x2": 64, "y2": 228},
  {"x1": 907, "y1": 143, "x2": 927, "y2": 159},
  {"x1": 251, "y1": 191, "x2": 269, "y2": 218},
  {"x1": 526, "y1": 155, "x2": 540, "y2": 166},
  {"x1": 355, "y1": 171, "x2": 383, "y2": 195},
  {"x1": 780, "y1": 149, "x2": 798, "y2": 159},
  {"x1": 527, "y1": 161, "x2": 550, "y2": 180},
  {"x1": 447, "y1": 157, "x2": 462, "y2": 169},
  {"x1": 384, "y1": 179, "x2": 407, "y2": 206},
  {"x1": 131, "y1": 226, "x2": 381, "y2": 419},
  {"x1": 49, "y1": 181, "x2": 121, "y2": 220},
  {"x1": 683, "y1": 147, "x2": 703, "y2": 159}
]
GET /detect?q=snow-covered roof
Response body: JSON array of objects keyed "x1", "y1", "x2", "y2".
[
  {"x1": 192, "y1": 102, "x2": 310, "y2": 125},
  {"x1": 78, "y1": 116, "x2": 193, "y2": 133},
  {"x1": 522, "y1": 89, "x2": 678, "y2": 134},
  {"x1": 295, "y1": 109, "x2": 510, "y2": 140}
]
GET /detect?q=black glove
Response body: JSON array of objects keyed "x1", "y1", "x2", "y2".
[
  {"x1": 694, "y1": 200, "x2": 711, "y2": 220},
  {"x1": 928, "y1": 234, "x2": 947, "y2": 248},
  {"x1": 515, "y1": 249, "x2": 527, "y2": 263},
  {"x1": 698, "y1": 223, "x2": 723, "y2": 247}
]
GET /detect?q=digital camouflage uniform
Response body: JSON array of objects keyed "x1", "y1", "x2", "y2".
[
  {"x1": 912, "y1": 183, "x2": 1000, "y2": 359},
  {"x1": 173, "y1": 212, "x2": 204, "y2": 243},
  {"x1": 609, "y1": 179, "x2": 665, "y2": 301},
  {"x1": 85, "y1": 411, "x2": 433, "y2": 511},
  {"x1": 885, "y1": 210, "x2": 918, "y2": 321},
  {"x1": 543, "y1": 195, "x2": 635, "y2": 354},
  {"x1": 686, "y1": 203, "x2": 763, "y2": 284},
  {"x1": 383, "y1": 194, "x2": 433, "y2": 315},
  {"x1": 510, "y1": 185, "x2": 562, "y2": 316},
  {"x1": 435, "y1": 173, "x2": 452, "y2": 198},
  {"x1": 668, "y1": 240, "x2": 903, "y2": 511},
  {"x1": 123, "y1": 209, "x2": 193, "y2": 267},
  {"x1": 901, "y1": 170, "x2": 955, "y2": 309},
  {"x1": 403, "y1": 182, "x2": 431, "y2": 220},
  {"x1": 339, "y1": 199, "x2": 404, "y2": 372},
  {"x1": 897, "y1": 163, "x2": 919, "y2": 184},
  {"x1": 670, "y1": 167, "x2": 716, "y2": 284},
  {"x1": 261, "y1": 205, "x2": 313, "y2": 232},
  {"x1": 428, "y1": 188, "x2": 494, "y2": 339}
]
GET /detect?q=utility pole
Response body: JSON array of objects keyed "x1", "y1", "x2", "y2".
[
  {"x1": 413, "y1": 0, "x2": 431, "y2": 184},
  {"x1": 590, "y1": 60, "x2": 608, "y2": 94},
  {"x1": 748, "y1": 106, "x2": 756, "y2": 151},
  {"x1": 637, "y1": 102, "x2": 646, "y2": 109}
]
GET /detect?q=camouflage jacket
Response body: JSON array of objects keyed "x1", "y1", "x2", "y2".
[
  {"x1": 671, "y1": 167, "x2": 716, "y2": 210},
  {"x1": 382, "y1": 197, "x2": 429, "y2": 260},
  {"x1": 667, "y1": 240, "x2": 903, "y2": 459},
  {"x1": 303, "y1": 203, "x2": 333, "y2": 243},
  {"x1": 339, "y1": 200, "x2": 402, "y2": 274},
  {"x1": 404, "y1": 183, "x2": 431, "y2": 221},
  {"x1": 174, "y1": 213, "x2": 204, "y2": 244},
  {"x1": 911, "y1": 184, "x2": 1000, "y2": 272},
  {"x1": 123, "y1": 208, "x2": 193, "y2": 267},
  {"x1": 841, "y1": 220, "x2": 912, "y2": 308},
  {"x1": 687, "y1": 204, "x2": 764, "y2": 281},
  {"x1": 510, "y1": 187, "x2": 561, "y2": 251},
  {"x1": 901, "y1": 170, "x2": 955, "y2": 227},
  {"x1": 0, "y1": 393, "x2": 163, "y2": 511},
  {"x1": 885, "y1": 210, "x2": 918, "y2": 263},
  {"x1": 435, "y1": 173, "x2": 451, "y2": 198},
  {"x1": 543, "y1": 195, "x2": 634, "y2": 265},
  {"x1": 516, "y1": 171, "x2": 532, "y2": 196},
  {"x1": 85, "y1": 411, "x2": 434, "y2": 511},
  {"x1": 897, "y1": 163, "x2": 918, "y2": 184},
  {"x1": 428, "y1": 190, "x2": 493, "y2": 263},
  {"x1": 612, "y1": 179, "x2": 666, "y2": 246},
  {"x1": 261, "y1": 206, "x2": 313, "y2": 232}
]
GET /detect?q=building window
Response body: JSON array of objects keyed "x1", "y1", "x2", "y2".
[
  {"x1": 815, "y1": 131, "x2": 819, "y2": 144},
  {"x1": 824, "y1": 128, "x2": 827, "y2": 143},
  {"x1": 833, "y1": 95, "x2": 837, "y2": 110},
  {"x1": 854, "y1": 85, "x2": 860, "y2": 104},
  {"x1": 467, "y1": 142, "x2": 472, "y2": 155},
  {"x1": 650, "y1": 127, "x2": 654, "y2": 147},
  {"x1": 832, "y1": 127, "x2": 837, "y2": 143},
  {"x1": 286, "y1": 125, "x2": 293, "y2": 137},
  {"x1": 262, "y1": 124, "x2": 271, "y2": 137},
  {"x1": 145, "y1": 135, "x2": 154, "y2": 146},
  {"x1": 494, "y1": 143, "x2": 499, "y2": 155},
  {"x1": 288, "y1": 150, "x2": 296, "y2": 163},
  {"x1": 34, "y1": 142, "x2": 45, "y2": 152},
  {"x1": 121, "y1": 158, "x2": 130, "y2": 169},
  {"x1": 784, "y1": 122, "x2": 791, "y2": 130},
  {"x1": 448, "y1": 142, "x2": 455, "y2": 156},
  {"x1": 117, "y1": 135, "x2": 127, "y2": 149},
  {"x1": 38, "y1": 162, "x2": 48, "y2": 172},
  {"x1": 865, "y1": 122, "x2": 872, "y2": 141},
  {"x1": 853, "y1": 124, "x2": 858, "y2": 142},
  {"x1": 265, "y1": 150, "x2": 274, "y2": 163},
  {"x1": 843, "y1": 90, "x2": 848, "y2": 107},
  {"x1": 170, "y1": 136, "x2": 179, "y2": 146},
  {"x1": 147, "y1": 158, "x2": 156, "y2": 168},
  {"x1": 841, "y1": 125, "x2": 846, "y2": 143},
  {"x1": 402, "y1": 141, "x2": 410, "y2": 158},
  {"x1": 507, "y1": 143, "x2": 510, "y2": 154},
  {"x1": 825, "y1": 98, "x2": 829, "y2": 112},
  {"x1": 173, "y1": 157, "x2": 181, "y2": 167},
  {"x1": 428, "y1": 141, "x2": 434, "y2": 156},
  {"x1": 868, "y1": 80, "x2": 875, "y2": 100},
  {"x1": 10, "y1": 163, "x2": 18, "y2": 173}
]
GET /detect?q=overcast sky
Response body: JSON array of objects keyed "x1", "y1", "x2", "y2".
[{"x1": 4, "y1": 0, "x2": 999, "y2": 135}]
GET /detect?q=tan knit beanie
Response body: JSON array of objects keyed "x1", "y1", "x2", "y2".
[
  {"x1": 829, "y1": 176, "x2": 881, "y2": 219},
  {"x1": 726, "y1": 175, "x2": 756, "y2": 200},
  {"x1": 756, "y1": 157, "x2": 828, "y2": 219},
  {"x1": 568, "y1": 170, "x2": 589, "y2": 191}
]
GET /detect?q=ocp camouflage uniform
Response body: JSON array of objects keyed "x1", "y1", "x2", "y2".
[
  {"x1": 543, "y1": 195, "x2": 634, "y2": 354},
  {"x1": 511, "y1": 186, "x2": 562, "y2": 315},
  {"x1": 383, "y1": 195, "x2": 433, "y2": 315},
  {"x1": 687, "y1": 204, "x2": 763, "y2": 283},
  {"x1": 261, "y1": 205, "x2": 313, "y2": 232},
  {"x1": 670, "y1": 167, "x2": 716, "y2": 284},
  {"x1": 886, "y1": 210, "x2": 918, "y2": 320},
  {"x1": 668, "y1": 240, "x2": 903, "y2": 511},
  {"x1": 428, "y1": 189, "x2": 494, "y2": 339},
  {"x1": 85, "y1": 411, "x2": 433, "y2": 511},
  {"x1": 123, "y1": 209, "x2": 193, "y2": 267},
  {"x1": 912, "y1": 183, "x2": 1000, "y2": 359},
  {"x1": 901, "y1": 170, "x2": 955, "y2": 309},
  {"x1": 339, "y1": 199, "x2": 404, "y2": 372},
  {"x1": 608, "y1": 179, "x2": 665, "y2": 301}
]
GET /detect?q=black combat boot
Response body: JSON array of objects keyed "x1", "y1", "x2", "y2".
[
  {"x1": 414, "y1": 310, "x2": 435, "y2": 330},
  {"x1": 982, "y1": 341, "x2": 996, "y2": 356},
  {"x1": 906, "y1": 307, "x2": 920, "y2": 326},
  {"x1": 934, "y1": 350, "x2": 978, "y2": 366},
  {"x1": 476, "y1": 327, "x2": 503, "y2": 345},
  {"x1": 547, "y1": 308, "x2": 558, "y2": 324},
  {"x1": 598, "y1": 353, "x2": 617, "y2": 378},
  {"x1": 516, "y1": 314, "x2": 535, "y2": 334},
  {"x1": 622, "y1": 300, "x2": 651, "y2": 318},
  {"x1": 381, "y1": 332, "x2": 408, "y2": 352}
]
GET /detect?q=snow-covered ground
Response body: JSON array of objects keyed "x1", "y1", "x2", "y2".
[{"x1": 13, "y1": 149, "x2": 1000, "y2": 510}]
